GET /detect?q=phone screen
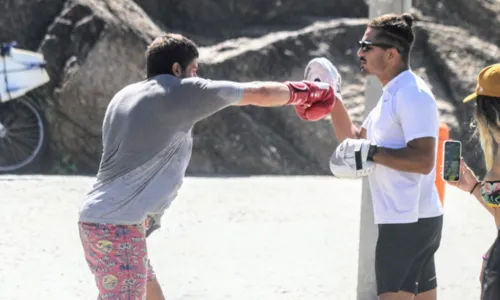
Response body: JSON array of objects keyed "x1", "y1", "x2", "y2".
[{"x1": 443, "y1": 141, "x2": 461, "y2": 182}]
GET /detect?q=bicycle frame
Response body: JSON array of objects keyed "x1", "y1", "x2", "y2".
[{"x1": 0, "y1": 42, "x2": 50, "y2": 103}]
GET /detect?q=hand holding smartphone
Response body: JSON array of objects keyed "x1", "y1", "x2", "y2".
[{"x1": 442, "y1": 140, "x2": 462, "y2": 182}]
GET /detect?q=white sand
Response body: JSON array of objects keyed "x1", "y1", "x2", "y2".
[{"x1": 0, "y1": 175, "x2": 494, "y2": 300}]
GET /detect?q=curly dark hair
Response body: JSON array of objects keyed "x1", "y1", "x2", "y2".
[{"x1": 145, "y1": 33, "x2": 199, "y2": 78}]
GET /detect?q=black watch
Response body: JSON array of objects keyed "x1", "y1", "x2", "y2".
[{"x1": 367, "y1": 144, "x2": 378, "y2": 161}]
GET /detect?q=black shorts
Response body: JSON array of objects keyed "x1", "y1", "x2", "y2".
[
  {"x1": 375, "y1": 215, "x2": 443, "y2": 295},
  {"x1": 481, "y1": 230, "x2": 500, "y2": 300}
]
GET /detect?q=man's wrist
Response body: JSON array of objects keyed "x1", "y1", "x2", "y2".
[
  {"x1": 367, "y1": 144, "x2": 378, "y2": 161},
  {"x1": 284, "y1": 81, "x2": 308, "y2": 105}
]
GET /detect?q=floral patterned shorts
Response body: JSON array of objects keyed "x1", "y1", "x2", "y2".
[{"x1": 78, "y1": 218, "x2": 156, "y2": 300}]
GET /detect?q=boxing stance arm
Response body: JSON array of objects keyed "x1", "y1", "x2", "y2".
[
  {"x1": 177, "y1": 77, "x2": 333, "y2": 124},
  {"x1": 371, "y1": 137, "x2": 436, "y2": 175},
  {"x1": 236, "y1": 80, "x2": 336, "y2": 121},
  {"x1": 329, "y1": 100, "x2": 366, "y2": 142},
  {"x1": 235, "y1": 81, "x2": 292, "y2": 107},
  {"x1": 175, "y1": 78, "x2": 298, "y2": 123}
]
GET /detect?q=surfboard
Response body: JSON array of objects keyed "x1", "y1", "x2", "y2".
[{"x1": 0, "y1": 42, "x2": 50, "y2": 103}]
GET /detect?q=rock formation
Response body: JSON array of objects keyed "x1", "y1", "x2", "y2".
[{"x1": 0, "y1": 0, "x2": 498, "y2": 176}]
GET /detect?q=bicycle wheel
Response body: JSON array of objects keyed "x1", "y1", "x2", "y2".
[{"x1": 0, "y1": 97, "x2": 48, "y2": 173}]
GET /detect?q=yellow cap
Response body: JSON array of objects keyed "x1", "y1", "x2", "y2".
[{"x1": 463, "y1": 63, "x2": 500, "y2": 103}]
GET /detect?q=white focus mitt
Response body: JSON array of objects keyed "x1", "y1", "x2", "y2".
[
  {"x1": 329, "y1": 138, "x2": 378, "y2": 178},
  {"x1": 304, "y1": 57, "x2": 343, "y2": 102}
]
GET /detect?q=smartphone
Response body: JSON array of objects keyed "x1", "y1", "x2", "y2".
[{"x1": 442, "y1": 140, "x2": 462, "y2": 182}]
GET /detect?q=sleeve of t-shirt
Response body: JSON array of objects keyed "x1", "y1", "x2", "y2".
[
  {"x1": 395, "y1": 85, "x2": 439, "y2": 144},
  {"x1": 174, "y1": 77, "x2": 245, "y2": 124}
]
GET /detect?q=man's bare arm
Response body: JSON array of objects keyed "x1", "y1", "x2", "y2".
[
  {"x1": 330, "y1": 100, "x2": 365, "y2": 141},
  {"x1": 179, "y1": 78, "x2": 333, "y2": 124},
  {"x1": 235, "y1": 82, "x2": 291, "y2": 107},
  {"x1": 372, "y1": 137, "x2": 436, "y2": 175}
]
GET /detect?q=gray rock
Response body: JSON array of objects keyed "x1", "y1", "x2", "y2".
[
  {"x1": 1, "y1": 0, "x2": 498, "y2": 176},
  {"x1": 131, "y1": 0, "x2": 368, "y2": 42},
  {"x1": 0, "y1": 0, "x2": 67, "y2": 50},
  {"x1": 37, "y1": 0, "x2": 163, "y2": 173}
]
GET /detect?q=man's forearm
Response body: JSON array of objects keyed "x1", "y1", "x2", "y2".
[
  {"x1": 330, "y1": 100, "x2": 362, "y2": 142},
  {"x1": 237, "y1": 82, "x2": 291, "y2": 107},
  {"x1": 372, "y1": 146, "x2": 435, "y2": 175}
]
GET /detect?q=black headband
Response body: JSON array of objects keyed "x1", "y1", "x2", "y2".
[{"x1": 377, "y1": 29, "x2": 411, "y2": 48}]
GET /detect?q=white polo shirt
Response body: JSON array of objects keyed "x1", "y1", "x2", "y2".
[{"x1": 362, "y1": 70, "x2": 444, "y2": 224}]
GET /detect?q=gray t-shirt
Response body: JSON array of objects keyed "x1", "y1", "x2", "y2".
[{"x1": 78, "y1": 74, "x2": 245, "y2": 232}]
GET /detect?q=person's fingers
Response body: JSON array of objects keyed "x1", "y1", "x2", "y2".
[{"x1": 460, "y1": 157, "x2": 466, "y2": 173}]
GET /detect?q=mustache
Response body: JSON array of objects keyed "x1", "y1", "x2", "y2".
[{"x1": 360, "y1": 57, "x2": 367, "y2": 63}]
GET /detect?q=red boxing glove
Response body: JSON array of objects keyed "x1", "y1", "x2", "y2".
[
  {"x1": 294, "y1": 99, "x2": 335, "y2": 121},
  {"x1": 284, "y1": 81, "x2": 336, "y2": 121}
]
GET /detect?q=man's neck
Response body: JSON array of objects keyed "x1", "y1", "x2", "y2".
[{"x1": 378, "y1": 65, "x2": 409, "y2": 87}]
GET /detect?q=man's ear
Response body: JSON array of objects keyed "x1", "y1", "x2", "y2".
[
  {"x1": 387, "y1": 48, "x2": 399, "y2": 62},
  {"x1": 172, "y1": 62, "x2": 182, "y2": 77}
]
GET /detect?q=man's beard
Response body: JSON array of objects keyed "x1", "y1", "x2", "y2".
[
  {"x1": 359, "y1": 59, "x2": 368, "y2": 74},
  {"x1": 360, "y1": 64, "x2": 369, "y2": 75}
]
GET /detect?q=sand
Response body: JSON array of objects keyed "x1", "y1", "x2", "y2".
[{"x1": 0, "y1": 175, "x2": 494, "y2": 300}]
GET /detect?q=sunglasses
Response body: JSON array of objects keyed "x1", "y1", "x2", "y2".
[{"x1": 358, "y1": 40, "x2": 401, "y2": 52}]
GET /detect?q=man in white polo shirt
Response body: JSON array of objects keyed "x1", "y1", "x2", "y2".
[{"x1": 327, "y1": 13, "x2": 443, "y2": 300}]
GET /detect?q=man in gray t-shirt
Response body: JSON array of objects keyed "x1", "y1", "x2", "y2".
[{"x1": 78, "y1": 33, "x2": 338, "y2": 299}]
